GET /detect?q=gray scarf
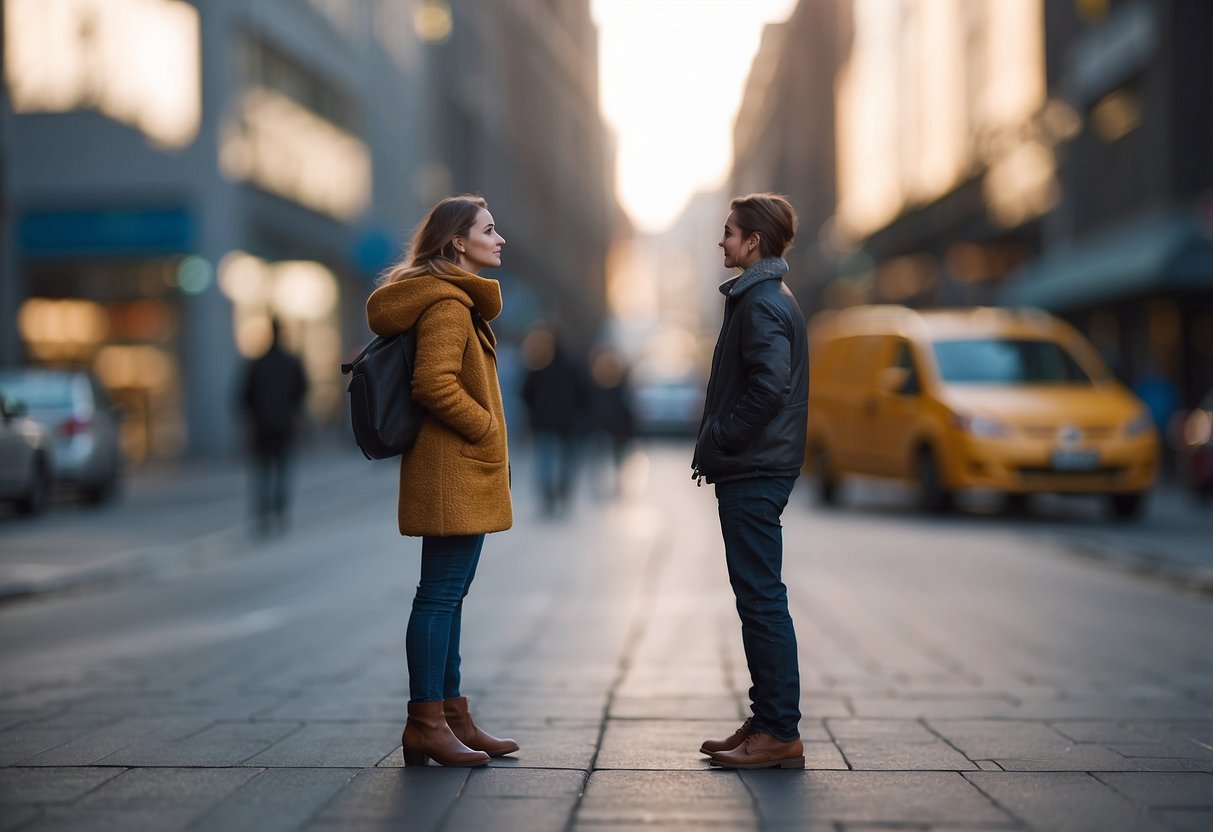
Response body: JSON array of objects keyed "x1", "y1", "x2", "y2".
[{"x1": 719, "y1": 257, "x2": 789, "y2": 297}]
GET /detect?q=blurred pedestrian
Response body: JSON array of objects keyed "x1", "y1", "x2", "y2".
[
  {"x1": 239, "y1": 317, "x2": 308, "y2": 536},
  {"x1": 520, "y1": 326, "x2": 585, "y2": 517},
  {"x1": 366, "y1": 194, "x2": 517, "y2": 768},
  {"x1": 692, "y1": 193, "x2": 808, "y2": 769},
  {"x1": 586, "y1": 345, "x2": 635, "y2": 498}
]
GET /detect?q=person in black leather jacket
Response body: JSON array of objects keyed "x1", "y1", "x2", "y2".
[{"x1": 693, "y1": 194, "x2": 809, "y2": 770}]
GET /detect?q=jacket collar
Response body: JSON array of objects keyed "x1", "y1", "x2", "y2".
[{"x1": 719, "y1": 257, "x2": 788, "y2": 297}]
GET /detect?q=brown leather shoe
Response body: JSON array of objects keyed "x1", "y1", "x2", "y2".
[
  {"x1": 699, "y1": 717, "x2": 755, "y2": 755},
  {"x1": 709, "y1": 731, "x2": 804, "y2": 769},
  {"x1": 401, "y1": 701, "x2": 490, "y2": 767},
  {"x1": 443, "y1": 696, "x2": 520, "y2": 757}
]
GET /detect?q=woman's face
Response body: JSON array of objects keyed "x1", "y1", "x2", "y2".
[
  {"x1": 719, "y1": 211, "x2": 760, "y2": 270},
  {"x1": 454, "y1": 208, "x2": 505, "y2": 273}
]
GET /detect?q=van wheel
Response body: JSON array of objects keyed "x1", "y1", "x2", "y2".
[
  {"x1": 1003, "y1": 493, "x2": 1031, "y2": 515},
  {"x1": 1107, "y1": 493, "x2": 1145, "y2": 522},
  {"x1": 916, "y1": 448, "x2": 953, "y2": 513},
  {"x1": 15, "y1": 456, "x2": 50, "y2": 517},
  {"x1": 813, "y1": 446, "x2": 839, "y2": 506}
]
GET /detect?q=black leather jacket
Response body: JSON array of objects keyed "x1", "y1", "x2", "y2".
[{"x1": 692, "y1": 258, "x2": 808, "y2": 484}]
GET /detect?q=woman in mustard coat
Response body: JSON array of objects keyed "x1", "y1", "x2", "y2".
[{"x1": 366, "y1": 195, "x2": 517, "y2": 767}]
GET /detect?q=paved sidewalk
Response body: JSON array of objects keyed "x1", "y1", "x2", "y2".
[
  {"x1": 0, "y1": 434, "x2": 370, "y2": 600},
  {"x1": 2, "y1": 434, "x2": 1210, "y2": 602},
  {"x1": 0, "y1": 442, "x2": 1210, "y2": 831}
]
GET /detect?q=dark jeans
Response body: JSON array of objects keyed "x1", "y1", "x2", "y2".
[
  {"x1": 534, "y1": 431, "x2": 577, "y2": 515},
  {"x1": 715, "y1": 475, "x2": 800, "y2": 741},
  {"x1": 251, "y1": 441, "x2": 293, "y2": 530},
  {"x1": 406, "y1": 534, "x2": 485, "y2": 703}
]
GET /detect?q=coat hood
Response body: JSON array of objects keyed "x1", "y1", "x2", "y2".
[
  {"x1": 367, "y1": 268, "x2": 503, "y2": 337},
  {"x1": 719, "y1": 257, "x2": 788, "y2": 298}
]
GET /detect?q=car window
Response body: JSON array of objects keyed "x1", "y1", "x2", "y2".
[
  {"x1": 88, "y1": 375, "x2": 112, "y2": 409},
  {"x1": 892, "y1": 341, "x2": 921, "y2": 395},
  {"x1": 0, "y1": 372, "x2": 74, "y2": 407},
  {"x1": 932, "y1": 339, "x2": 1092, "y2": 385}
]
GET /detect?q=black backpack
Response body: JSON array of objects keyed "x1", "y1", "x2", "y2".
[{"x1": 341, "y1": 330, "x2": 423, "y2": 460}]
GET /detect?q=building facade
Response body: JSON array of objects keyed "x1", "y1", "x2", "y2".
[
  {"x1": 1, "y1": 0, "x2": 615, "y2": 459},
  {"x1": 432, "y1": 0, "x2": 614, "y2": 350},
  {"x1": 1001, "y1": 0, "x2": 1213, "y2": 412},
  {"x1": 730, "y1": 0, "x2": 852, "y2": 315}
]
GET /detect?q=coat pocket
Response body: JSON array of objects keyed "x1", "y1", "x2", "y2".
[{"x1": 460, "y1": 410, "x2": 506, "y2": 464}]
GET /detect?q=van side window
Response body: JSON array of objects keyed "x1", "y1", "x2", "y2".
[{"x1": 894, "y1": 342, "x2": 920, "y2": 396}]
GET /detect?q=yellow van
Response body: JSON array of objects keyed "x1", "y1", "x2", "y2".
[{"x1": 805, "y1": 306, "x2": 1158, "y2": 519}]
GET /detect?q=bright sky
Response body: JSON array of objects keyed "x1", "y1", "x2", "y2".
[{"x1": 591, "y1": 0, "x2": 798, "y2": 234}]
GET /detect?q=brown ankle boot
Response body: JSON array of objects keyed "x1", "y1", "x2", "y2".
[
  {"x1": 699, "y1": 717, "x2": 754, "y2": 755},
  {"x1": 401, "y1": 701, "x2": 490, "y2": 767},
  {"x1": 709, "y1": 731, "x2": 804, "y2": 769},
  {"x1": 443, "y1": 696, "x2": 519, "y2": 757}
]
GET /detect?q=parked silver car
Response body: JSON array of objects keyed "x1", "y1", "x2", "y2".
[
  {"x1": 0, "y1": 390, "x2": 54, "y2": 515},
  {"x1": 0, "y1": 369, "x2": 124, "y2": 503}
]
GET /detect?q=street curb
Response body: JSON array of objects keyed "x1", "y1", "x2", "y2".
[
  {"x1": 0, "y1": 522, "x2": 253, "y2": 603},
  {"x1": 0, "y1": 441, "x2": 376, "y2": 604},
  {"x1": 1051, "y1": 532, "x2": 1213, "y2": 596}
]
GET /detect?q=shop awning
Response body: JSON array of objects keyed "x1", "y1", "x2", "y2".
[{"x1": 999, "y1": 209, "x2": 1213, "y2": 310}]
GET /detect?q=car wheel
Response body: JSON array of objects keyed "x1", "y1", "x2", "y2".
[
  {"x1": 916, "y1": 447, "x2": 953, "y2": 513},
  {"x1": 83, "y1": 476, "x2": 118, "y2": 505},
  {"x1": 813, "y1": 446, "x2": 839, "y2": 506},
  {"x1": 1003, "y1": 493, "x2": 1031, "y2": 515},
  {"x1": 1108, "y1": 493, "x2": 1145, "y2": 522},
  {"x1": 15, "y1": 456, "x2": 50, "y2": 517}
]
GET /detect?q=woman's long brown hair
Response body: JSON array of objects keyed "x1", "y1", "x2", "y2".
[{"x1": 380, "y1": 195, "x2": 487, "y2": 285}]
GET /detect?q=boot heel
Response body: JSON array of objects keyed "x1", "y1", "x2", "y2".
[
  {"x1": 402, "y1": 747, "x2": 429, "y2": 766},
  {"x1": 779, "y1": 756, "x2": 805, "y2": 769}
]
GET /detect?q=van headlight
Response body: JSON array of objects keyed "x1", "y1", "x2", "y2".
[
  {"x1": 955, "y1": 414, "x2": 1012, "y2": 438},
  {"x1": 1124, "y1": 411, "x2": 1155, "y2": 437}
]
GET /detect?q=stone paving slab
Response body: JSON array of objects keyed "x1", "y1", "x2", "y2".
[
  {"x1": 928, "y1": 720, "x2": 1148, "y2": 771},
  {"x1": 444, "y1": 796, "x2": 580, "y2": 831},
  {"x1": 242, "y1": 721, "x2": 401, "y2": 768},
  {"x1": 964, "y1": 771, "x2": 1176, "y2": 832},
  {"x1": 575, "y1": 770, "x2": 755, "y2": 826},
  {"x1": 1092, "y1": 771, "x2": 1213, "y2": 809},
  {"x1": 305, "y1": 767, "x2": 466, "y2": 830},
  {"x1": 189, "y1": 767, "x2": 358, "y2": 832},
  {"x1": 595, "y1": 718, "x2": 742, "y2": 770},
  {"x1": 740, "y1": 770, "x2": 1012, "y2": 826},
  {"x1": 828, "y1": 718, "x2": 978, "y2": 770},
  {"x1": 98, "y1": 719, "x2": 303, "y2": 767},
  {"x1": 0, "y1": 767, "x2": 122, "y2": 806}
]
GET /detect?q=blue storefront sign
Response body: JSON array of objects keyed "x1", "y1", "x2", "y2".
[{"x1": 18, "y1": 207, "x2": 194, "y2": 257}]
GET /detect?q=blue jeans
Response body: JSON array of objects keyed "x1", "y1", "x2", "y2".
[
  {"x1": 406, "y1": 534, "x2": 485, "y2": 703},
  {"x1": 715, "y1": 476, "x2": 800, "y2": 741}
]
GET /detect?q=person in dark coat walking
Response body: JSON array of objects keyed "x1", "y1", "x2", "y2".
[
  {"x1": 692, "y1": 194, "x2": 809, "y2": 770},
  {"x1": 521, "y1": 327, "x2": 585, "y2": 517},
  {"x1": 240, "y1": 318, "x2": 308, "y2": 534},
  {"x1": 586, "y1": 345, "x2": 635, "y2": 498}
]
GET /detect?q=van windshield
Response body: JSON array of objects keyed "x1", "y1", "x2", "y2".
[{"x1": 932, "y1": 339, "x2": 1092, "y2": 385}]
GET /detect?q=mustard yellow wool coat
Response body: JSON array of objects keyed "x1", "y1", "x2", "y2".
[{"x1": 366, "y1": 269, "x2": 513, "y2": 537}]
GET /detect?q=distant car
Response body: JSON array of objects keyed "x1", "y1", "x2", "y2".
[
  {"x1": 630, "y1": 374, "x2": 704, "y2": 437},
  {"x1": 0, "y1": 390, "x2": 54, "y2": 515},
  {"x1": 0, "y1": 369, "x2": 124, "y2": 504},
  {"x1": 806, "y1": 306, "x2": 1159, "y2": 520}
]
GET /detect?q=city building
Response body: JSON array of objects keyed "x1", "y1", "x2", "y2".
[
  {"x1": 1000, "y1": 0, "x2": 1213, "y2": 411},
  {"x1": 2, "y1": 0, "x2": 615, "y2": 459},
  {"x1": 432, "y1": 0, "x2": 615, "y2": 350},
  {"x1": 730, "y1": 0, "x2": 852, "y2": 316}
]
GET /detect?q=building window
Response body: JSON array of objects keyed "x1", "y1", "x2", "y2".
[{"x1": 4, "y1": 0, "x2": 201, "y2": 148}]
